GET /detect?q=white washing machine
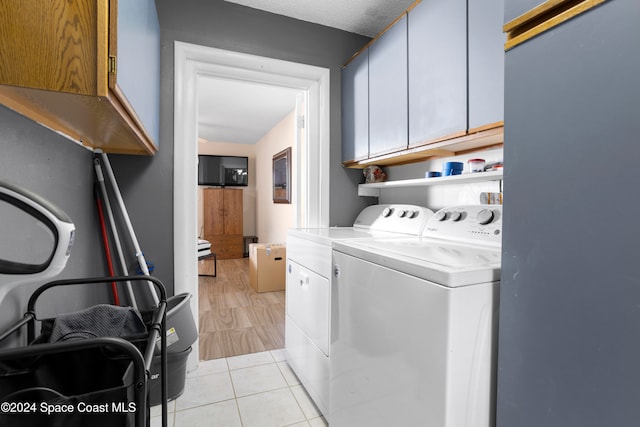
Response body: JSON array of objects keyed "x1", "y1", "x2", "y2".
[
  {"x1": 285, "y1": 204, "x2": 434, "y2": 418},
  {"x1": 330, "y1": 205, "x2": 502, "y2": 427}
]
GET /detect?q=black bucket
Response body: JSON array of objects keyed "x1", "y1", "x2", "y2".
[{"x1": 148, "y1": 346, "x2": 192, "y2": 406}]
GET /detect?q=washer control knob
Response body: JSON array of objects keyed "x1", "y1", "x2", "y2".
[
  {"x1": 477, "y1": 209, "x2": 494, "y2": 225},
  {"x1": 382, "y1": 207, "x2": 394, "y2": 218},
  {"x1": 407, "y1": 210, "x2": 419, "y2": 219},
  {"x1": 450, "y1": 211, "x2": 462, "y2": 221},
  {"x1": 397, "y1": 209, "x2": 407, "y2": 218},
  {"x1": 434, "y1": 210, "x2": 448, "y2": 221}
]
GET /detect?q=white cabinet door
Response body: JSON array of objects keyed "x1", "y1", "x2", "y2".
[
  {"x1": 116, "y1": 0, "x2": 160, "y2": 147},
  {"x1": 341, "y1": 49, "x2": 369, "y2": 162},
  {"x1": 469, "y1": 0, "x2": 505, "y2": 130},
  {"x1": 286, "y1": 260, "x2": 330, "y2": 356},
  {"x1": 368, "y1": 14, "x2": 408, "y2": 157},
  {"x1": 408, "y1": 0, "x2": 467, "y2": 147}
]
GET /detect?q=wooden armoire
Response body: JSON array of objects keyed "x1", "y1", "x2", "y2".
[{"x1": 202, "y1": 188, "x2": 243, "y2": 259}]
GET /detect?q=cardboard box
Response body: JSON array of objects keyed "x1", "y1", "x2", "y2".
[{"x1": 249, "y1": 243, "x2": 286, "y2": 293}]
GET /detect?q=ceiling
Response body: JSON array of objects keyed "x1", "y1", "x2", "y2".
[
  {"x1": 223, "y1": 0, "x2": 415, "y2": 38},
  {"x1": 198, "y1": 0, "x2": 414, "y2": 145},
  {"x1": 198, "y1": 77, "x2": 300, "y2": 145}
]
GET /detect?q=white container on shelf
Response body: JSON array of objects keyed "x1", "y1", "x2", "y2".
[{"x1": 468, "y1": 158, "x2": 486, "y2": 173}]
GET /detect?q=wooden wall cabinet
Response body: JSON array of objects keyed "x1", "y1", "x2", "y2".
[
  {"x1": 203, "y1": 188, "x2": 244, "y2": 260},
  {"x1": 0, "y1": 0, "x2": 160, "y2": 155}
]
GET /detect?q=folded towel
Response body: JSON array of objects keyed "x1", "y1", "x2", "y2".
[{"x1": 48, "y1": 304, "x2": 147, "y2": 342}]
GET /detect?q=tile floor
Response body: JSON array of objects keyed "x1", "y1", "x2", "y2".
[{"x1": 150, "y1": 349, "x2": 327, "y2": 427}]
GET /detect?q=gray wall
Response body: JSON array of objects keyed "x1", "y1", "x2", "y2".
[
  {"x1": 0, "y1": 0, "x2": 372, "y2": 318},
  {"x1": 0, "y1": 106, "x2": 111, "y2": 345},
  {"x1": 498, "y1": 0, "x2": 640, "y2": 425},
  {"x1": 110, "y1": 0, "x2": 373, "y2": 294}
]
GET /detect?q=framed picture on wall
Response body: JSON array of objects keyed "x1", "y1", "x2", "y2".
[{"x1": 273, "y1": 147, "x2": 291, "y2": 204}]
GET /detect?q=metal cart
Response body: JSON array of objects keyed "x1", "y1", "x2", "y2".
[{"x1": 0, "y1": 276, "x2": 168, "y2": 427}]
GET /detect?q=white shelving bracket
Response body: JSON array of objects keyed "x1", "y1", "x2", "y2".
[{"x1": 357, "y1": 186, "x2": 381, "y2": 197}]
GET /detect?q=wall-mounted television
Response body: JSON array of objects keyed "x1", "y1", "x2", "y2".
[{"x1": 198, "y1": 155, "x2": 248, "y2": 187}]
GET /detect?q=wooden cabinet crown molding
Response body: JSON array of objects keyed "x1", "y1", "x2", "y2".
[
  {"x1": 343, "y1": 124, "x2": 504, "y2": 169},
  {"x1": 503, "y1": 0, "x2": 609, "y2": 50}
]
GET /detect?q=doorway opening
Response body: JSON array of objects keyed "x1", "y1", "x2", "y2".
[{"x1": 173, "y1": 42, "x2": 330, "y2": 368}]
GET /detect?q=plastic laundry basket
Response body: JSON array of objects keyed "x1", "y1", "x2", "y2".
[{"x1": 164, "y1": 293, "x2": 197, "y2": 354}]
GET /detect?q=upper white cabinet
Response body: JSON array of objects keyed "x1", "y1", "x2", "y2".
[
  {"x1": 0, "y1": 0, "x2": 160, "y2": 155},
  {"x1": 116, "y1": 0, "x2": 161, "y2": 149},
  {"x1": 368, "y1": 14, "x2": 409, "y2": 158},
  {"x1": 341, "y1": 0, "x2": 505, "y2": 168},
  {"x1": 469, "y1": 0, "x2": 505, "y2": 131},
  {"x1": 408, "y1": 0, "x2": 467, "y2": 147},
  {"x1": 341, "y1": 49, "x2": 369, "y2": 163}
]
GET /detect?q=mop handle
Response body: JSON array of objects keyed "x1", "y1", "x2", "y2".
[
  {"x1": 97, "y1": 151, "x2": 159, "y2": 305},
  {"x1": 94, "y1": 160, "x2": 138, "y2": 309},
  {"x1": 95, "y1": 195, "x2": 120, "y2": 305}
]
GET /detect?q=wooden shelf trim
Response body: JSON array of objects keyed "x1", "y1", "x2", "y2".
[
  {"x1": 343, "y1": 125, "x2": 504, "y2": 169},
  {"x1": 503, "y1": 0, "x2": 609, "y2": 50}
]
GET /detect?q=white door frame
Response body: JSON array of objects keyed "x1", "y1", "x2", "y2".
[{"x1": 173, "y1": 41, "x2": 330, "y2": 368}]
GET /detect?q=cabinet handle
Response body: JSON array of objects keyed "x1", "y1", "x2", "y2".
[{"x1": 299, "y1": 271, "x2": 309, "y2": 287}]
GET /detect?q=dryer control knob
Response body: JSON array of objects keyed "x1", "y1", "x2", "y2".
[
  {"x1": 450, "y1": 211, "x2": 462, "y2": 221},
  {"x1": 477, "y1": 209, "x2": 494, "y2": 225},
  {"x1": 407, "y1": 210, "x2": 419, "y2": 219},
  {"x1": 434, "y1": 211, "x2": 448, "y2": 221},
  {"x1": 397, "y1": 209, "x2": 407, "y2": 218},
  {"x1": 382, "y1": 207, "x2": 394, "y2": 218}
]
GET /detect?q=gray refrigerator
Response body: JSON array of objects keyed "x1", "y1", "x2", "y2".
[{"x1": 498, "y1": 0, "x2": 640, "y2": 426}]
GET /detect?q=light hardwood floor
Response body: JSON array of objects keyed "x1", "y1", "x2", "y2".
[{"x1": 198, "y1": 258, "x2": 285, "y2": 360}]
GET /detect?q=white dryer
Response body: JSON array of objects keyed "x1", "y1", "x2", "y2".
[
  {"x1": 330, "y1": 205, "x2": 502, "y2": 427},
  {"x1": 285, "y1": 204, "x2": 434, "y2": 418}
]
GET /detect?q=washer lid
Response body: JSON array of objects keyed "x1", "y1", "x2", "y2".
[
  {"x1": 287, "y1": 204, "x2": 434, "y2": 245},
  {"x1": 333, "y1": 237, "x2": 501, "y2": 287},
  {"x1": 287, "y1": 227, "x2": 415, "y2": 246}
]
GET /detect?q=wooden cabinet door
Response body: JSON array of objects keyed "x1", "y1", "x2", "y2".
[
  {"x1": 0, "y1": 0, "x2": 158, "y2": 155},
  {"x1": 341, "y1": 49, "x2": 369, "y2": 162},
  {"x1": 368, "y1": 14, "x2": 408, "y2": 157},
  {"x1": 223, "y1": 189, "x2": 243, "y2": 235},
  {"x1": 0, "y1": 1, "x2": 106, "y2": 95},
  {"x1": 408, "y1": 0, "x2": 467, "y2": 147},
  {"x1": 203, "y1": 188, "x2": 224, "y2": 236}
]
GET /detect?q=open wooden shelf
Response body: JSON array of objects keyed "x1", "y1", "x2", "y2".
[{"x1": 358, "y1": 170, "x2": 503, "y2": 197}]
